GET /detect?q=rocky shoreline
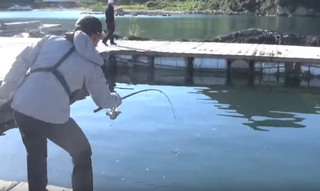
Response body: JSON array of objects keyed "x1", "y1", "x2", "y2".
[
  {"x1": 1, "y1": 6, "x2": 319, "y2": 17},
  {"x1": 4, "y1": 25, "x2": 320, "y2": 47},
  {"x1": 116, "y1": 9, "x2": 320, "y2": 17},
  {"x1": 114, "y1": 5, "x2": 320, "y2": 17},
  {"x1": 114, "y1": 28, "x2": 320, "y2": 47},
  {"x1": 114, "y1": 8, "x2": 246, "y2": 16}
]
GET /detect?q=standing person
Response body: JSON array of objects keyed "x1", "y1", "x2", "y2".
[
  {"x1": 102, "y1": 0, "x2": 116, "y2": 46},
  {"x1": 0, "y1": 16, "x2": 122, "y2": 191}
]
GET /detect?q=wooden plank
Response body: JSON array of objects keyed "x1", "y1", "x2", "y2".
[
  {"x1": 167, "y1": 42, "x2": 202, "y2": 54},
  {"x1": 206, "y1": 43, "x2": 227, "y2": 52},
  {"x1": 140, "y1": 41, "x2": 173, "y2": 53},
  {"x1": 257, "y1": 44, "x2": 269, "y2": 57},
  {"x1": 156, "y1": 42, "x2": 185, "y2": 53},
  {"x1": 120, "y1": 40, "x2": 166, "y2": 52},
  {"x1": 227, "y1": 43, "x2": 254, "y2": 56},
  {"x1": 286, "y1": 46, "x2": 320, "y2": 61},
  {"x1": 163, "y1": 42, "x2": 184, "y2": 53},
  {"x1": 0, "y1": 180, "x2": 20, "y2": 191},
  {"x1": 222, "y1": 43, "x2": 253, "y2": 57},
  {"x1": 181, "y1": 42, "x2": 203, "y2": 54},
  {"x1": 152, "y1": 41, "x2": 183, "y2": 53},
  {"x1": 145, "y1": 41, "x2": 172, "y2": 51},
  {"x1": 196, "y1": 42, "x2": 219, "y2": 51},
  {"x1": 262, "y1": 44, "x2": 277, "y2": 61},
  {"x1": 268, "y1": 44, "x2": 277, "y2": 57},
  {"x1": 245, "y1": 44, "x2": 259, "y2": 57},
  {"x1": 283, "y1": 45, "x2": 302, "y2": 60},
  {"x1": 212, "y1": 43, "x2": 233, "y2": 55},
  {"x1": 272, "y1": 44, "x2": 287, "y2": 58},
  {"x1": 216, "y1": 43, "x2": 237, "y2": 56},
  {"x1": 187, "y1": 42, "x2": 225, "y2": 55}
]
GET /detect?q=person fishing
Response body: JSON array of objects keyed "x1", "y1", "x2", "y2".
[
  {"x1": 102, "y1": 0, "x2": 116, "y2": 46},
  {"x1": 0, "y1": 15, "x2": 122, "y2": 191}
]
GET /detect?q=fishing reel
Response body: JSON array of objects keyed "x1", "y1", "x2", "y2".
[
  {"x1": 94, "y1": 89, "x2": 176, "y2": 123},
  {"x1": 106, "y1": 107, "x2": 121, "y2": 120}
]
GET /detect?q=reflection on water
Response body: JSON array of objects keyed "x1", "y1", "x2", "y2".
[
  {"x1": 202, "y1": 88, "x2": 309, "y2": 131},
  {"x1": 2, "y1": 67, "x2": 320, "y2": 135},
  {"x1": 113, "y1": 66, "x2": 320, "y2": 132}
]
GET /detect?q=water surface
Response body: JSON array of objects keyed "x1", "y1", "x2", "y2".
[
  {"x1": 1, "y1": 69, "x2": 320, "y2": 190},
  {"x1": 2, "y1": 10, "x2": 320, "y2": 40}
]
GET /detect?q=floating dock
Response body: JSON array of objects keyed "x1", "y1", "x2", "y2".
[
  {"x1": 2, "y1": 37, "x2": 320, "y2": 81},
  {"x1": 0, "y1": 21, "x2": 62, "y2": 37}
]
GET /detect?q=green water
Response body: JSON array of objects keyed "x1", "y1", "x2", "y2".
[
  {"x1": 0, "y1": 11, "x2": 320, "y2": 191},
  {"x1": 2, "y1": 10, "x2": 320, "y2": 39}
]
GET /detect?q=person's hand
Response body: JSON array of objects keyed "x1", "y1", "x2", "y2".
[{"x1": 111, "y1": 92, "x2": 122, "y2": 107}]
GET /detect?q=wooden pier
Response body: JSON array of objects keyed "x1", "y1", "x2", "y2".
[
  {"x1": 2, "y1": 37, "x2": 320, "y2": 62},
  {"x1": 97, "y1": 41, "x2": 320, "y2": 63},
  {"x1": 0, "y1": 179, "x2": 71, "y2": 191},
  {"x1": 2, "y1": 37, "x2": 320, "y2": 81}
]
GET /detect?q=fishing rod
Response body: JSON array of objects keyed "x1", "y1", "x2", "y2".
[{"x1": 93, "y1": 89, "x2": 177, "y2": 123}]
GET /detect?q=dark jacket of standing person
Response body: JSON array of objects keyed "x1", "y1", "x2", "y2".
[
  {"x1": 102, "y1": 0, "x2": 116, "y2": 45},
  {"x1": 0, "y1": 16, "x2": 122, "y2": 191},
  {"x1": 105, "y1": 3, "x2": 115, "y2": 25}
]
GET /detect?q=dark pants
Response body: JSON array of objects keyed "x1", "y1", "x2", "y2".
[
  {"x1": 103, "y1": 22, "x2": 115, "y2": 44},
  {"x1": 13, "y1": 110, "x2": 93, "y2": 191}
]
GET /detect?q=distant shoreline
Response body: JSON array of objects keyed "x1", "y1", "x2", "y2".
[
  {"x1": 1, "y1": 7, "x2": 319, "y2": 17},
  {"x1": 0, "y1": 7, "x2": 245, "y2": 17}
]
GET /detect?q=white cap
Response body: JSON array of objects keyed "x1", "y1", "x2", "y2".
[{"x1": 108, "y1": 0, "x2": 114, "y2": 4}]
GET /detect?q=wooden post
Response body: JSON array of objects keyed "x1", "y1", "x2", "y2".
[
  {"x1": 284, "y1": 62, "x2": 301, "y2": 87},
  {"x1": 248, "y1": 60, "x2": 255, "y2": 86},
  {"x1": 147, "y1": 56, "x2": 155, "y2": 69},
  {"x1": 146, "y1": 67, "x2": 154, "y2": 84},
  {"x1": 226, "y1": 59, "x2": 232, "y2": 85},
  {"x1": 276, "y1": 62, "x2": 280, "y2": 84},
  {"x1": 146, "y1": 56, "x2": 155, "y2": 83},
  {"x1": 132, "y1": 55, "x2": 138, "y2": 68},
  {"x1": 293, "y1": 62, "x2": 301, "y2": 76},
  {"x1": 184, "y1": 57, "x2": 194, "y2": 85}
]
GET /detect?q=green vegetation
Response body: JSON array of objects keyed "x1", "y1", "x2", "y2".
[
  {"x1": 128, "y1": 15, "x2": 143, "y2": 36},
  {"x1": 86, "y1": 0, "x2": 226, "y2": 11},
  {"x1": 83, "y1": 0, "x2": 320, "y2": 14},
  {"x1": 2, "y1": 0, "x2": 320, "y2": 15}
]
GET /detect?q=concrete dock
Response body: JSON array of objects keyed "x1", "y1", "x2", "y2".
[{"x1": 0, "y1": 179, "x2": 71, "y2": 191}]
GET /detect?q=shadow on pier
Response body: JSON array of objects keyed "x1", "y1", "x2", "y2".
[{"x1": 2, "y1": 63, "x2": 320, "y2": 135}]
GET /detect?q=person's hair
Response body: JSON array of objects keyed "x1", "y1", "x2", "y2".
[{"x1": 64, "y1": 16, "x2": 102, "y2": 43}]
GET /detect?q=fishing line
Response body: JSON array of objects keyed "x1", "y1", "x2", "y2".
[{"x1": 94, "y1": 89, "x2": 177, "y2": 124}]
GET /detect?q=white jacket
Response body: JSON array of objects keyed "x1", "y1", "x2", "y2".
[{"x1": 0, "y1": 31, "x2": 121, "y2": 124}]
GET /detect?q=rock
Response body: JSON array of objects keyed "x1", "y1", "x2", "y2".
[
  {"x1": 293, "y1": 6, "x2": 309, "y2": 16},
  {"x1": 110, "y1": 28, "x2": 320, "y2": 47},
  {"x1": 112, "y1": 33, "x2": 150, "y2": 41},
  {"x1": 276, "y1": 6, "x2": 290, "y2": 17},
  {"x1": 209, "y1": 28, "x2": 320, "y2": 46}
]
